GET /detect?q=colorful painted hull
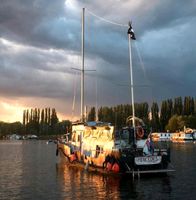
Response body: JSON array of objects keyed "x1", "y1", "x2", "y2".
[{"x1": 56, "y1": 141, "x2": 173, "y2": 176}]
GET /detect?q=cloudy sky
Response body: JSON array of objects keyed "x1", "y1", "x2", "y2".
[{"x1": 0, "y1": 0, "x2": 196, "y2": 122}]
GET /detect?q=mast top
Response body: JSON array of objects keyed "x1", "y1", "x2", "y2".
[{"x1": 127, "y1": 21, "x2": 136, "y2": 40}]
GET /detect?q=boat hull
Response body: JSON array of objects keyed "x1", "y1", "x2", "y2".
[{"x1": 56, "y1": 142, "x2": 173, "y2": 176}]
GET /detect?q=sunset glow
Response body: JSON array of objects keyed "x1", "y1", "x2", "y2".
[{"x1": 0, "y1": 101, "x2": 25, "y2": 122}]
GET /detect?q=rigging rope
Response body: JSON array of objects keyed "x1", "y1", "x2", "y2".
[
  {"x1": 134, "y1": 42, "x2": 147, "y2": 80},
  {"x1": 86, "y1": 8, "x2": 128, "y2": 27},
  {"x1": 134, "y1": 42, "x2": 153, "y2": 104},
  {"x1": 72, "y1": 70, "x2": 77, "y2": 120}
]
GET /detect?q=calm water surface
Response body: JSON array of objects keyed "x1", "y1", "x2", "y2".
[{"x1": 0, "y1": 140, "x2": 196, "y2": 200}]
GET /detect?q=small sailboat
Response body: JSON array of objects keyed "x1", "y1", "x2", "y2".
[{"x1": 56, "y1": 8, "x2": 174, "y2": 177}]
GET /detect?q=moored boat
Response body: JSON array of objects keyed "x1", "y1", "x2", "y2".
[
  {"x1": 171, "y1": 128, "x2": 196, "y2": 142},
  {"x1": 57, "y1": 117, "x2": 172, "y2": 176},
  {"x1": 151, "y1": 132, "x2": 172, "y2": 142},
  {"x1": 56, "y1": 8, "x2": 174, "y2": 177}
]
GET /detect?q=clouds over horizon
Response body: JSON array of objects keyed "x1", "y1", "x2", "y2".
[{"x1": 0, "y1": 0, "x2": 196, "y2": 121}]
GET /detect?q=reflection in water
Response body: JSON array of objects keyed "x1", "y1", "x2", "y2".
[
  {"x1": 162, "y1": 177, "x2": 172, "y2": 194},
  {"x1": 0, "y1": 141, "x2": 23, "y2": 199},
  {"x1": 56, "y1": 162, "x2": 122, "y2": 199},
  {"x1": 56, "y1": 162, "x2": 173, "y2": 200},
  {"x1": 1, "y1": 141, "x2": 196, "y2": 199},
  {"x1": 0, "y1": 140, "x2": 62, "y2": 200}
]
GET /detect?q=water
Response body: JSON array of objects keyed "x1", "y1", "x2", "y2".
[{"x1": 0, "y1": 140, "x2": 196, "y2": 200}]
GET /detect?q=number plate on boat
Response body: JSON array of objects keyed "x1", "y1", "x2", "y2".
[{"x1": 135, "y1": 156, "x2": 162, "y2": 165}]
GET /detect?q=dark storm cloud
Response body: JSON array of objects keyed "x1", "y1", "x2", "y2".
[
  {"x1": 0, "y1": 0, "x2": 195, "y2": 114},
  {"x1": 0, "y1": 38, "x2": 77, "y2": 99},
  {"x1": 0, "y1": 0, "x2": 80, "y2": 50},
  {"x1": 82, "y1": 0, "x2": 196, "y2": 56}
]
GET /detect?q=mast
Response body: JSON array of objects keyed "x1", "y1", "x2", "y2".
[
  {"x1": 128, "y1": 22, "x2": 136, "y2": 141},
  {"x1": 128, "y1": 34, "x2": 135, "y2": 128},
  {"x1": 96, "y1": 75, "x2": 98, "y2": 121},
  {"x1": 81, "y1": 8, "x2": 85, "y2": 122}
]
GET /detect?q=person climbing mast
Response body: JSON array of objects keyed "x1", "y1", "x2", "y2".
[{"x1": 127, "y1": 21, "x2": 136, "y2": 40}]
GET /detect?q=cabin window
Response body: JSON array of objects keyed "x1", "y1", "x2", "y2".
[
  {"x1": 165, "y1": 134, "x2": 166, "y2": 137},
  {"x1": 115, "y1": 131, "x2": 120, "y2": 139},
  {"x1": 95, "y1": 145, "x2": 103, "y2": 158},
  {"x1": 72, "y1": 131, "x2": 76, "y2": 142},
  {"x1": 77, "y1": 135, "x2": 80, "y2": 142},
  {"x1": 121, "y1": 130, "x2": 129, "y2": 141},
  {"x1": 128, "y1": 128, "x2": 135, "y2": 144}
]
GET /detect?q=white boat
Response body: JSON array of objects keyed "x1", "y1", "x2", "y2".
[
  {"x1": 9, "y1": 134, "x2": 22, "y2": 140},
  {"x1": 192, "y1": 130, "x2": 196, "y2": 140},
  {"x1": 151, "y1": 132, "x2": 173, "y2": 141},
  {"x1": 171, "y1": 128, "x2": 196, "y2": 142},
  {"x1": 56, "y1": 8, "x2": 174, "y2": 176},
  {"x1": 152, "y1": 128, "x2": 196, "y2": 142}
]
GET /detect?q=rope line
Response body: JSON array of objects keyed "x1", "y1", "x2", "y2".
[
  {"x1": 71, "y1": 70, "x2": 78, "y2": 120},
  {"x1": 86, "y1": 8, "x2": 128, "y2": 27}
]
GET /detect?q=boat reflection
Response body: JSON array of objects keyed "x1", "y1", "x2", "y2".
[
  {"x1": 56, "y1": 162, "x2": 172, "y2": 199},
  {"x1": 56, "y1": 162, "x2": 121, "y2": 199}
]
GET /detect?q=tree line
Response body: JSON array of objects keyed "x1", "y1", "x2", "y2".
[
  {"x1": 0, "y1": 108, "x2": 71, "y2": 138},
  {"x1": 0, "y1": 96, "x2": 195, "y2": 138},
  {"x1": 87, "y1": 96, "x2": 196, "y2": 132},
  {"x1": 23, "y1": 108, "x2": 59, "y2": 135}
]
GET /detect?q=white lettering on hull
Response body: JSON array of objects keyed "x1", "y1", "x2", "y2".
[{"x1": 135, "y1": 156, "x2": 162, "y2": 165}]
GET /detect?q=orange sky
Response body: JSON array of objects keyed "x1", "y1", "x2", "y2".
[
  {"x1": 0, "y1": 97, "x2": 77, "y2": 123},
  {"x1": 0, "y1": 101, "x2": 24, "y2": 122}
]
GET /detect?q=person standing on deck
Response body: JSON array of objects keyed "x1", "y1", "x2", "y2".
[{"x1": 143, "y1": 134, "x2": 154, "y2": 155}]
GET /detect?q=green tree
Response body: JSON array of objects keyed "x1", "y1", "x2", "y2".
[
  {"x1": 0, "y1": 121, "x2": 23, "y2": 137},
  {"x1": 87, "y1": 107, "x2": 96, "y2": 121},
  {"x1": 160, "y1": 99, "x2": 173, "y2": 131},
  {"x1": 115, "y1": 104, "x2": 124, "y2": 129},
  {"x1": 23, "y1": 110, "x2": 26, "y2": 126},
  {"x1": 45, "y1": 108, "x2": 48, "y2": 124},
  {"x1": 99, "y1": 107, "x2": 114, "y2": 123},
  {"x1": 160, "y1": 101, "x2": 167, "y2": 131},
  {"x1": 151, "y1": 102, "x2": 160, "y2": 132},
  {"x1": 184, "y1": 115, "x2": 196, "y2": 129},
  {"x1": 141, "y1": 102, "x2": 149, "y2": 124},
  {"x1": 48, "y1": 108, "x2": 51, "y2": 125},
  {"x1": 51, "y1": 108, "x2": 59, "y2": 134},
  {"x1": 98, "y1": 107, "x2": 103, "y2": 121},
  {"x1": 166, "y1": 115, "x2": 185, "y2": 132},
  {"x1": 184, "y1": 96, "x2": 194, "y2": 115},
  {"x1": 173, "y1": 97, "x2": 183, "y2": 115},
  {"x1": 40, "y1": 109, "x2": 45, "y2": 134},
  {"x1": 26, "y1": 109, "x2": 29, "y2": 124},
  {"x1": 194, "y1": 98, "x2": 196, "y2": 115}
]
